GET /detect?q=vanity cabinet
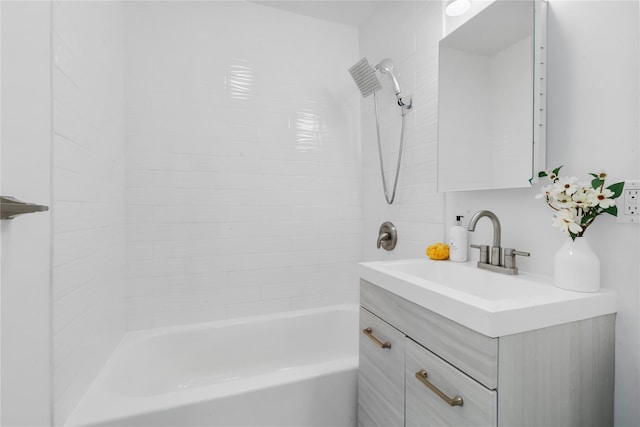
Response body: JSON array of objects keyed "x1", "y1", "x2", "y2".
[{"x1": 358, "y1": 279, "x2": 615, "y2": 427}]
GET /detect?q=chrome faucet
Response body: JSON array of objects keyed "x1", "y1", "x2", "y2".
[
  {"x1": 468, "y1": 210, "x2": 502, "y2": 266},
  {"x1": 467, "y1": 210, "x2": 529, "y2": 275}
]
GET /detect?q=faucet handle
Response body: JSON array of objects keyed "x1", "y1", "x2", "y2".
[
  {"x1": 503, "y1": 248, "x2": 530, "y2": 269},
  {"x1": 470, "y1": 244, "x2": 490, "y2": 264}
]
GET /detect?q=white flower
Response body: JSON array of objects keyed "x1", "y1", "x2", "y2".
[
  {"x1": 544, "y1": 169, "x2": 558, "y2": 181},
  {"x1": 594, "y1": 188, "x2": 616, "y2": 209},
  {"x1": 553, "y1": 191, "x2": 577, "y2": 209},
  {"x1": 552, "y1": 209, "x2": 583, "y2": 235},
  {"x1": 572, "y1": 187, "x2": 597, "y2": 209},
  {"x1": 535, "y1": 184, "x2": 554, "y2": 199},
  {"x1": 556, "y1": 176, "x2": 579, "y2": 195}
]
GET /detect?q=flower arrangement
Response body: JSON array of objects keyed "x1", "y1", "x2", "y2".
[{"x1": 537, "y1": 166, "x2": 624, "y2": 240}]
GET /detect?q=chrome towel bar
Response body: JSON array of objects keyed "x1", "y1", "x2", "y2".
[{"x1": 1, "y1": 196, "x2": 49, "y2": 220}]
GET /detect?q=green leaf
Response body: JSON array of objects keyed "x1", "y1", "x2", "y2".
[
  {"x1": 569, "y1": 231, "x2": 577, "y2": 241},
  {"x1": 606, "y1": 181, "x2": 625, "y2": 198},
  {"x1": 592, "y1": 178, "x2": 604, "y2": 189},
  {"x1": 581, "y1": 212, "x2": 597, "y2": 224},
  {"x1": 538, "y1": 170, "x2": 547, "y2": 178},
  {"x1": 603, "y1": 205, "x2": 618, "y2": 217},
  {"x1": 589, "y1": 173, "x2": 599, "y2": 179},
  {"x1": 552, "y1": 165, "x2": 563, "y2": 176}
]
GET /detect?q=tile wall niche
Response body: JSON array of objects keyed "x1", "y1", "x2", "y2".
[
  {"x1": 124, "y1": 1, "x2": 361, "y2": 329},
  {"x1": 359, "y1": 1, "x2": 445, "y2": 261},
  {"x1": 51, "y1": 1, "x2": 126, "y2": 424}
]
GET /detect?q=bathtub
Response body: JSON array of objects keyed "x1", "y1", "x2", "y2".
[{"x1": 65, "y1": 305, "x2": 359, "y2": 427}]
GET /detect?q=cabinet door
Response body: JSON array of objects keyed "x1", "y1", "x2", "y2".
[
  {"x1": 358, "y1": 307, "x2": 405, "y2": 427},
  {"x1": 406, "y1": 339, "x2": 497, "y2": 427}
]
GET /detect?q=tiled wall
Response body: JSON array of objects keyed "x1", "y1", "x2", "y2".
[
  {"x1": 123, "y1": 1, "x2": 361, "y2": 329},
  {"x1": 51, "y1": 2, "x2": 126, "y2": 424},
  {"x1": 359, "y1": 1, "x2": 445, "y2": 261}
]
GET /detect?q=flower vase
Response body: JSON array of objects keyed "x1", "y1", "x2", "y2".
[{"x1": 553, "y1": 237, "x2": 600, "y2": 292}]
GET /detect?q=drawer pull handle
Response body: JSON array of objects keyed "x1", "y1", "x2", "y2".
[
  {"x1": 363, "y1": 327, "x2": 391, "y2": 349},
  {"x1": 415, "y1": 370, "x2": 464, "y2": 407}
]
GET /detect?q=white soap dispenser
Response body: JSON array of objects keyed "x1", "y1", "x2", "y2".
[{"x1": 449, "y1": 216, "x2": 468, "y2": 262}]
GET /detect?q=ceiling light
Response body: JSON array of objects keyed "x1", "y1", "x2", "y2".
[{"x1": 445, "y1": 0, "x2": 471, "y2": 17}]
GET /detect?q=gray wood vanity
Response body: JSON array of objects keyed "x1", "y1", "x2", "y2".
[{"x1": 358, "y1": 279, "x2": 615, "y2": 427}]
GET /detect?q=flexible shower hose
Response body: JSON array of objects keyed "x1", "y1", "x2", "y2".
[{"x1": 373, "y1": 92, "x2": 409, "y2": 205}]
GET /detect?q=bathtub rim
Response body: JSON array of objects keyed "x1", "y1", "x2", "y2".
[{"x1": 120, "y1": 303, "x2": 359, "y2": 348}]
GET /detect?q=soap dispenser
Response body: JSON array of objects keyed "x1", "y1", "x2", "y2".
[{"x1": 449, "y1": 216, "x2": 468, "y2": 262}]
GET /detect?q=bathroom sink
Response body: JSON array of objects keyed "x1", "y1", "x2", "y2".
[{"x1": 359, "y1": 259, "x2": 617, "y2": 337}]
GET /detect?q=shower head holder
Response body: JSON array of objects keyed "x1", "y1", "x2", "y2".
[{"x1": 398, "y1": 95, "x2": 413, "y2": 110}]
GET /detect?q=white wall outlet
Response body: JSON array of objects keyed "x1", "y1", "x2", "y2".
[{"x1": 617, "y1": 180, "x2": 640, "y2": 223}]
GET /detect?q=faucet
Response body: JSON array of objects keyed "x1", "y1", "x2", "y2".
[
  {"x1": 467, "y1": 210, "x2": 502, "y2": 266},
  {"x1": 467, "y1": 210, "x2": 529, "y2": 275}
]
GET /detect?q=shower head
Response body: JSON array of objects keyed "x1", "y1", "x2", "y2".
[
  {"x1": 348, "y1": 57, "x2": 412, "y2": 109},
  {"x1": 348, "y1": 57, "x2": 383, "y2": 98},
  {"x1": 375, "y1": 58, "x2": 395, "y2": 74},
  {"x1": 374, "y1": 58, "x2": 402, "y2": 101}
]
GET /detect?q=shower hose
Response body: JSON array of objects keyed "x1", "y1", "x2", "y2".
[{"x1": 373, "y1": 92, "x2": 409, "y2": 205}]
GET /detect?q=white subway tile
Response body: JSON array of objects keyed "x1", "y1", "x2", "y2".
[
  {"x1": 123, "y1": 2, "x2": 360, "y2": 332},
  {"x1": 226, "y1": 299, "x2": 291, "y2": 320}
]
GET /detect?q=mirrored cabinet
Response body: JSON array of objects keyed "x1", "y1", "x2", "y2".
[{"x1": 438, "y1": 0, "x2": 547, "y2": 192}]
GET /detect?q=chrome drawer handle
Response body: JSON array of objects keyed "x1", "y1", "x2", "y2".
[
  {"x1": 362, "y1": 327, "x2": 391, "y2": 349},
  {"x1": 415, "y1": 370, "x2": 464, "y2": 407}
]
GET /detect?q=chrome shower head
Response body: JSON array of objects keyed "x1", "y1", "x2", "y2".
[
  {"x1": 348, "y1": 57, "x2": 383, "y2": 98},
  {"x1": 348, "y1": 57, "x2": 411, "y2": 109},
  {"x1": 374, "y1": 58, "x2": 395, "y2": 75},
  {"x1": 374, "y1": 58, "x2": 410, "y2": 108},
  {"x1": 374, "y1": 58, "x2": 402, "y2": 98}
]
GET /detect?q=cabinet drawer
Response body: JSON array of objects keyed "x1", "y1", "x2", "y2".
[
  {"x1": 361, "y1": 279, "x2": 498, "y2": 389},
  {"x1": 358, "y1": 307, "x2": 405, "y2": 427},
  {"x1": 406, "y1": 338, "x2": 497, "y2": 427}
]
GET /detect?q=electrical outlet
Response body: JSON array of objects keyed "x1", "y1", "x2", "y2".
[
  {"x1": 625, "y1": 190, "x2": 639, "y2": 215},
  {"x1": 617, "y1": 180, "x2": 640, "y2": 223}
]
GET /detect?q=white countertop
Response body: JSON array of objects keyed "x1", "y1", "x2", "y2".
[{"x1": 359, "y1": 258, "x2": 617, "y2": 338}]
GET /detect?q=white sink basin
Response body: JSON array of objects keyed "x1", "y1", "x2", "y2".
[{"x1": 359, "y1": 259, "x2": 617, "y2": 337}]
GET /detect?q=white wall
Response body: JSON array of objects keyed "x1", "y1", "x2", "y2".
[
  {"x1": 123, "y1": 1, "x2": 361, "y2": 329},
  {"x1": 443, "y1": 1, "x2": 640, "y2": 425},
  {"x1": 0, "y1": 1, "x2": 52, "y2": 425},
  {"x1": 360, "y1": 1, "x2": 445, "y2": 261},
  {"x1": 51, "y1": 1, "x2": 126, "y2": 424}
]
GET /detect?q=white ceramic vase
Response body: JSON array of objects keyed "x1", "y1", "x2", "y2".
[{"x1": 553, "y1": 237, "x2": 600, "y2": 292}]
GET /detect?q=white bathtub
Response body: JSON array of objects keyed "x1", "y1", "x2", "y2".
[{"x1": 65, "y1": 305, "x2": 359, "y2": 427}]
